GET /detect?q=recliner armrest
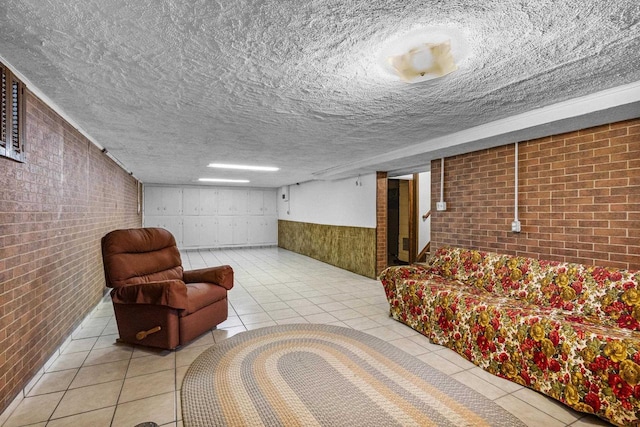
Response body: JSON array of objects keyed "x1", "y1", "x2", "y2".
[
  {"x1": 111, "y1": 279, "x2": 188, "y2": 309},
  {"x1": 183, "y1": 265, "x2": 234, "y2": 290}
]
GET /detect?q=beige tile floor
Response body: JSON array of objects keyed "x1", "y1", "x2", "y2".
[{"x1": 0, "y1": 248, "x2": 612, "y2": 427}]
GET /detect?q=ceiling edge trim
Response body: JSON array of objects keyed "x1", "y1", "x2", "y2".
[{"x1": 313, "y1": 80, "x2": 640, "y2": 179}]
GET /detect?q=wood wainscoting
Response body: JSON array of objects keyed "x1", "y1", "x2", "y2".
[{"x1": 278, "y1": 220, "x2": 376, "y2": 278}]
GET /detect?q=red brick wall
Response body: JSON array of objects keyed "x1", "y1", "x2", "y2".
[
  {"x1": 376, "y1": 172, "x2": 388, "y2": 276},
  {"x1": 0, "y1": 92, "x2": 141, "y2": 412},
  {"x1": 431, "y1": 118, "x2": 640, "y2": 270}
]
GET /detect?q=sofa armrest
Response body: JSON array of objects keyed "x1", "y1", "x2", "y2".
[
  {"x1": 111, "y1": 279, "x2": 188, "y2": 309},
  {"x1": 183, "y1": 265, "x2": 234, "y2": 290}
]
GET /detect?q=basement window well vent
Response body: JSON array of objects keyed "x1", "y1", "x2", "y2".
[{"x1": 1, "y1": 62, "x2": 26, "y2": 163}]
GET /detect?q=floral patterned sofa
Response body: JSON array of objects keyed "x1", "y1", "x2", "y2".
[{"x1": 380, "y1": 247, "x2": 640, "y2": 426}]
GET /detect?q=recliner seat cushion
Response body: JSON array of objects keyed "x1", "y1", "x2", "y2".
[{"x1": 182, "y1": 282, "x2": 228, "y2": 316}]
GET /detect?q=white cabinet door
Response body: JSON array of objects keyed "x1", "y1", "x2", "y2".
[
  {"x1": 162, "y1": 216, "x2": 183, "y2": 245},
  {"x1": 265, "y1": 216, "x2": 278, "y2": 243},
  {"x1": 143, "y1": 216, "x2": 183, "y2": 245},
  {"x1": 248, "y1": 217, "x2": 278, "y2": 244},
  {"x1": 143, "y1": 215, "x2": 164, "y2": 229},
  {"x1": 219, "y1": 189, "x2": 248, "y2": 215},
  {"x1": 263, "y1": 191, "x2": 277, "y2": 216},
  {"x1": 233, "y1": 191, "x2": 248, "y2": 215},
  {"x1": 218, "y1": 189, "x2": 235, "y2": 215},
  {"x1": 183, "y1": 188, "x2": 201, "y2": 216},
  {"x1": 145, "y1": 186, "x2": 183, "y2": 216},
  {"x1": 248, "y1": 190, "x2": 264, "y2": 215},
  {"x1": 184, "y1": 188, "x2": 218, "y2": 216},
  {"x1": 217, "y1": 217, "x2": 234, "y2": 245},
  {"x1": 248, "y1": 217, "x2": 265, "y2": 244},
  {"x1": 144, "y1": 187, "x2": 164, "y2": 216},
  {"x1": 182, "y1": 216, "x2": 201, "y2": 247},
  {"x1": 200, "y1": 216, "x2": 218, "y2": 246},
  {"x1": 233, "y1": 217, "x2": 248, "y2": 244},
  {"x1": 200, "y1": 189, "x2": 218, "y2": 215},
  {"x1": 184, "y1": 216, "x2": 218, "y2": 248},
  {"x1": 162, "y1": 188, "x2": 183, "y2": 216}
]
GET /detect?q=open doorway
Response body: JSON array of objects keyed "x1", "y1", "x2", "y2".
[
  {"x1": 386, "y1": 172, "x2": 431, "y2": 267},
  {"x1": 387, "y1": 177, "x2": 412, "y2": 266}
]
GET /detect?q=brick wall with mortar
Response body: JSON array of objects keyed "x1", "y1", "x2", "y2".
[
  {"x1": 430, "y1": 118, "x2": 640, "y2": 270},
  {"x1": 376, "y1": 172, "x2": 388, "y2": 276},
  {"x1": 0, "y1": 91, "x2": 141, "y2": 413}
]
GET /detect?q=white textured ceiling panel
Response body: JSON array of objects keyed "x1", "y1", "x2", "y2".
[{"x1": 1, "y1": 0, "x2": 639, "y2": 187}]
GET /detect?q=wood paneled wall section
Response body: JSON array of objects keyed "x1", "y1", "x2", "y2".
[
  {"x1": 278, "y1": 220, "x2": 376, "y2": 278},
  {"x1": 431, "y1": 118, "x2": 640, "y2": 269},
  {"x1": 0, "y1": 91, "x2": 141, "y2": 413}
]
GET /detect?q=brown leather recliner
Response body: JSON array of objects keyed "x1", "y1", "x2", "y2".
[{"x1": 101, "y1": 227, "x2": 233, "y2": 350}]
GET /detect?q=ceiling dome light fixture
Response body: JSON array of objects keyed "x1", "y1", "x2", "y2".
[{"x1": 379, "y1": 27, "x2": 469, "y2": 83}]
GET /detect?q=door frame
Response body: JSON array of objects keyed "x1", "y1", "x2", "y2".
[{"x1": 375, "y1": 172, "x2": 420, "y2": 276}]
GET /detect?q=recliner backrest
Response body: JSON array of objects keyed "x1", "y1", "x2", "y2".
[{"x1": 101, "y1": 227, "x2": 183, "y2": 288}]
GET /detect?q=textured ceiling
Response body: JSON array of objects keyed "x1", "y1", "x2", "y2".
[{"x1": 1, "y1": 0, "x2": 639, "y2": 187}]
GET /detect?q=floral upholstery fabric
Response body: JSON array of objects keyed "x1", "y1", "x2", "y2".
[{"x1": 380, "y1": 247, "x2": 640, "y2": 426}]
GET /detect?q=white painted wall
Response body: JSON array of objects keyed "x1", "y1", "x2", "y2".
[
  {"x1": 418, "y1": 172, "x2": 431, "y2": 251},
  {"x1": 277, "y1": 174, "x2": 377, "y2": 228}
]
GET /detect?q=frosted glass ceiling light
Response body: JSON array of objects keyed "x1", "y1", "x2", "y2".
[
  {"x1": 207, "y1": 163, "x2": 279, "y2": 172},
  {"x1": 380, "y1": 27, "x2": 468, "y2": 83}
]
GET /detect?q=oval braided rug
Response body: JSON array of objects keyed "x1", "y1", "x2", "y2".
[{"x1": 181, "y1": 324, "x2": 525, "y2": 427}]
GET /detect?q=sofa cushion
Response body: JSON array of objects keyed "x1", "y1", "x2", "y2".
[
  {"x1": 425, "y1": 285, "x2": 640, "y2": 423},
  {"x1": 426, "y1": 247, "x2": 640, "y2": 331}
]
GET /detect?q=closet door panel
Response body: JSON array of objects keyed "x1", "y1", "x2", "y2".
[
  {"x1": 263, "y1": 192, "x2": 277, "y2": 216},
  {"x1": 162, "y1": 188, "x2": 183, "y2": 216},
  {"x1": 182, "y1": 216, "x2": 201, "y2": 247},
  {"x1": 218, "y1": 217, "x2": 234, "y2": 245},
  {"x1": 200, "y1": 189, "x2": 218, "y2": 215},
  {"x1": 183, "y1": 188, "x2": 201, "y2": 216}
]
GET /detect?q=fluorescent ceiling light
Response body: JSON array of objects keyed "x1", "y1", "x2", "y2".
[
  {"x1": 207, "y1": 163, "x2": 279, "y2": 172},
  {"x1": 198, "y1": 178, "x2": 250, "y2": 183}
]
